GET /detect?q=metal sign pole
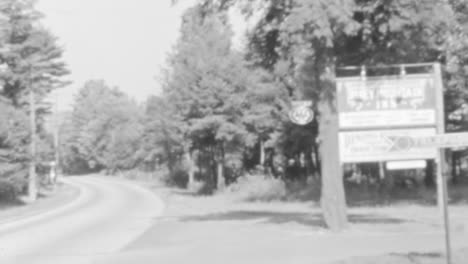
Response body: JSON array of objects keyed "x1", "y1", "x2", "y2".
[{"x1": 434, "y1": 62, "x2": 452, "y2": 264}]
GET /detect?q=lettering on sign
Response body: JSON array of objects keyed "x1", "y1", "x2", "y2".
[
  {"x1": 337, "y1": 74, "x2": 436, "y2": 128},
  {"x1": 413, "y1": 132, "x2": 468, "y2": 148},
  {"x1": 289, "y1": 101, "x2": 314, "y2": 125},
  {"x1": 339, "y1": 128, "x2": 437, "y2": 163}
]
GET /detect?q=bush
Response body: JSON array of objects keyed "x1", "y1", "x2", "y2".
[
  {"x1": 219, "y1": 173, "x2": 287, "y2": 202},
  {"x1": 188, "y1": 180, "x2": 209, "y2": 194},
  {"x1": 285, "y1": 177, "x2": 321, "y2": 201},
  {"x1": 166, "y1": 167, "x2": 189, "y2": 189},
  {"x1": 0, "y1": 178, "x2": 22, "y2": 201}
]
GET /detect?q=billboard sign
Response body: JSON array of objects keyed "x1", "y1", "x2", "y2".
[
  {"x1": 337, "y1": 74, "x2": 436, "y2": 129},
  {"x1": 339, "y1": 128, "x2": 437, "y2": 163},
  {"x1": 412, "y1": 132, "x2": 468, "y2": 149}
]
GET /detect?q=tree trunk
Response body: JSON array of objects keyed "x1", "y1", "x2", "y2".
[
  {"x1": 312, "y1": 141, "x2": 321, "y2": 180},
  {"x1": 259, "y1": 139, "x2": 265, "y2": 167},
  {"x1": 186, "y1": 150, "x2": 195, "y2": 189},
  {"x1": 217, "y1": 161, "x2": 224, "y2": 190},
  {"x1": 319, "y1": 101, "x2": 348, "y2": 231},
  {"x1": 452, "y1": 151, "x2": 459, "y2": 184},
  {"x1": 378, "y1": 162, "x2": 386, "y2": 180},
  {"x1": 216, "y1": 142, "x2": 225, "y2": 190},
  {"x1": 424, "y1": 159, "x2": 435, "y2": 187}
]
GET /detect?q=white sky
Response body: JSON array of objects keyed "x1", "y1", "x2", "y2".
[
  {"x1": 36, "y1": 0, "x2": 199, "y2": 111},
  {"x1": 36, "y1": 0, "x2": 255, "y2": 112}
]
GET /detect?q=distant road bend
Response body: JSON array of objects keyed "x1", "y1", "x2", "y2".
[{"x1": 0, "y1": 175, "x2": 164, "y2": 264}]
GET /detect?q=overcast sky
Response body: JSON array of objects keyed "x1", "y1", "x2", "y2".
[
  {"x1": 36, "y1": 0, "x2": 200, "y2": 111},
  {"x1": 36, "y1": 0, "x2": 254, "y2": 112}
]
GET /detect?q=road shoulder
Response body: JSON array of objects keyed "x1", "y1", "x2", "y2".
[{"x1": 0, "y1": 180, "x2": 81, "y2": 225}]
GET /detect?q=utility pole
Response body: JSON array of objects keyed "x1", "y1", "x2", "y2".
[
  {"x1": 434, "y1": 62, "x2": 452, "y2": 264},
  {"x1": 53, "y1": 90, "x2": 60, "y2": 183},
  {"x1": 28, "y1": 67, "x2": 37, "y2": 201}
]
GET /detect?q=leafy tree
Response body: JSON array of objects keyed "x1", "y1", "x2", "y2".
[
  {"x1": 0, "y1": 0, "x2": 69, "y2": 107},
  {"x1": 142, "y1": 96, "x2": 185, "y2": 178},
  {"x1": 165, "y1": 8, "x2": 251, "y2": 189},
  {"x1": 0, "y1": 0, "x2": 69, "y2": 199},
  {"x1": 0, "y1": 100, "x2": 29, "y2": 193},
  {"x1": 64, "y1": 80, "x2": 142, "y2": 174},
  {"x1": 160, "y1": 5, "x2": 291, "y2": 191}
]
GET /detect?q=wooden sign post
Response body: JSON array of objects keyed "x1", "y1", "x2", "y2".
[
  {"x1": 435, "y1": 62, "x2": 451, "y2": 264},
  {"x1": 336, "y1": 63, "x2": 453, "y2": 264}
]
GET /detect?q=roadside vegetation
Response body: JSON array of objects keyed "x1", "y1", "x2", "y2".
[
  {"x1": 0, "y1": 0, "x2": 69, "y2": 203},
  {"x1": 57, "y1": 0, "x2": 468, "y2": 214},
  {"x1": 2, "y1": 0, "x2": 468, "y2": 232},
  {"x1": 2, "y1": 1, "x2": 468, "y2": 263}
]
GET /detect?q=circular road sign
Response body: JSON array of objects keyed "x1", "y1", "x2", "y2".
[{"x1": 289, "y1": 105, "x2": 314, "y2": 125}]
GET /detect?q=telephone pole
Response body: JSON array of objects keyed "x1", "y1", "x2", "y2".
[
  {"x1": 28, "y1": 67, "x2": 37, "y2": 201},
  {"x1": 53, "y1": 90, "x2": 60, "y2": 183}
]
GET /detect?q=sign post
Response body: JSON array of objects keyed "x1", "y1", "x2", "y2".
[
  {"x1": 336, "y1": 63, "x2": 452, "y2": 264},
  {"x1": 434, "y1": 62, "x2": 452, "y2": 264}
]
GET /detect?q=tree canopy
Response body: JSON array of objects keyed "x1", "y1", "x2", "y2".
[
  {"x1": 59, "y1": 0, "x2": 468, "y2": 231},
  {"x1": 0, "y1": 0, "x2": 69, "y2": 195}
]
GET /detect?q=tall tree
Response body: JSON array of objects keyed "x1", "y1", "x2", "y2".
[
  {"x1": 64, "y1": 80, "x2": 142, "y2": 174},
  {"x1": 163, "y1": 6, "x2": 286, "y2": 190},
  {"x1": 0, "y1": 0, "x2": 69, "y2": 200}
]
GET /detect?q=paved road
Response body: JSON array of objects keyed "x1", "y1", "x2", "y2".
[{"x1": 0, "y1": 176, "x2": 164, "y2": 264}]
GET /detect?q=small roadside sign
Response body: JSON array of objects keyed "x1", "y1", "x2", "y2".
[
  {"x1": 289, "y1": 101, "x2": 314, "y2": 125},
  {"x1": 413, "y1": 132, "x2": 468, "y2": 149},
  {"x1": 383, "y1": 132, "x2": 468, "y2": 151},
  {"x1": 386, "y1": 160, "x2": 427, "y2": 170}
]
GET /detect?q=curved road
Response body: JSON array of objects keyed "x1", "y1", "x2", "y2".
[{"x1": 0, "y1": 175, "x2": 164, "y2": 264}]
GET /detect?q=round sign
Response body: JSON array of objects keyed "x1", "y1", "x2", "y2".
[{"x1": 289, "y1": 106, "x2": 314, "y2": 125}]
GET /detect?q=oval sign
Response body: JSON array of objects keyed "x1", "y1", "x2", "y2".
[{"x1": 289, "y1": 106, "x2": 314, "y2": 125}]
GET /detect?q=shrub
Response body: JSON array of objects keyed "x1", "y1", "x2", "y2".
[
  {"x1": 188, "y1": 180, "x2": 208, "y2": 194},
  {"x1": 167, "y1": 167, "x2": 189, "y2": 189},
  {"x1": 220, "y1": 173, "x2": 287, "y2": 202},
  {"x1": 0, "y1": 178, "x2": 22, "y2": 201},
  {"x1": 284, "y1": 177, "x2": 321, "y2": 201}
]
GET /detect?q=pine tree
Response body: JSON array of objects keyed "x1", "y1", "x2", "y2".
[{"x1": 0, "y1": 0, "x2": 69, "y2": 200}]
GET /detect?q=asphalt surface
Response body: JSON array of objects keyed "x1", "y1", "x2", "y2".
[{"x1": 0, "y1": 175, "x2": 164, "y2": 264}]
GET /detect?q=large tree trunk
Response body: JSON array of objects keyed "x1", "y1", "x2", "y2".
[{"x1": 319, "y1": 101, "x2": 348, "y2": 231}]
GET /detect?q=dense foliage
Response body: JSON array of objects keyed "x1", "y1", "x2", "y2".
[
  {"x1": 0, "y1": 0, "x2": 68, "y2": 197},
  {"x1": 60, "y1": 80, "x2": 142, "y2": 174},
  {"x1": 57, "y1": 0, "x2": 468, "y2": 230}
]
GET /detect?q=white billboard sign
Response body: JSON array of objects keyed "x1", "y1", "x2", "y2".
[
  {"x1": 339, "y1": 128, "x2": 437, "y2": 163},
  {"x1": 337, "y1": 74, "x2": 436, "y2": 129}
]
